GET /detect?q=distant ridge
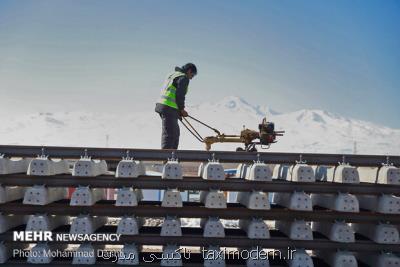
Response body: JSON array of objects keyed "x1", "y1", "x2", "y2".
[{"x1": 0, "y1": 96, "x2": 399, "y2": 155}]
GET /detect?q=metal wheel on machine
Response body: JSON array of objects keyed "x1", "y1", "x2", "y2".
[
  {"x1": 249, "y1": 147, "x2": 258, "y2": 152},
  {"x1": 245, "y1": 144, "x2": 258, "y2": 152}
]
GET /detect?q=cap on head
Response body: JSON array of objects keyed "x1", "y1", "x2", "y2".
[{"x1": 182, "y1": 63, "x2": 197, "y2": 75}]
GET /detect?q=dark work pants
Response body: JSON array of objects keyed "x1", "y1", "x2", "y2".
[{"x1": 159, "y1": 112, "x2": 180, "y2": 149}]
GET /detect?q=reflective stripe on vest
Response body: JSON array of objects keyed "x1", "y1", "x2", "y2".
[{"x1": 158, "y1": 71, "x2": 186, "y2": 109}]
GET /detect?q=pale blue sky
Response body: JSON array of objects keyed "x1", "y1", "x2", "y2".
[{"x1": 0, "y1": 0, "x2": 399, "y2": 127}]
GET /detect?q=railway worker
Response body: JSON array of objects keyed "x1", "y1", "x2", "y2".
[{"x1": 155, "y1": 63, "x2": 197, "y2": 149}]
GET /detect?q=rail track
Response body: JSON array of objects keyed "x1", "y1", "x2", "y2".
[{"x1": 0, "y1": 145, "x2": 398, "y2": 266}]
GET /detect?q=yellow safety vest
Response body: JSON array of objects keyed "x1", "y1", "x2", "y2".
[{"x1": 158, "y1": 71, "x2": 188, "y2": 109}]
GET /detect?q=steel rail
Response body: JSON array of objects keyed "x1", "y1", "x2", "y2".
[
  {"x1": 0, "y1": 175, "x2": 399, "y2": 195},
  {"x1": 0, "y1": 145, "x2": 399, "y2": 166},
  {"x1": 1, "y1": 202, "x2": 398, "y2": 223},
  {"x1": 1, "y1": 232, "x2": 397, "y2": 252}
]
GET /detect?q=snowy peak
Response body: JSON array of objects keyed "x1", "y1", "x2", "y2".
[
  {"x1": 193, "y1": 96, "x2": 279, "y2": 117},
  {"x1": 297, "y1": 110, "x2": 326, "y2": 124},
  {"x1": 278, "y1": 108, "x2": 356, "y2": 126},
  {"x1": 219, "y1": 96, "x2": 254, "y2": 109},
  {"x1": 291, "y1": 109, "x2": 330, "y2": 124}
]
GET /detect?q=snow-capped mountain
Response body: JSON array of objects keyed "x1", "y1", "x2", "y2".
[{"x1": 1, "y1": 96, "x2": 399, "y2": 155}]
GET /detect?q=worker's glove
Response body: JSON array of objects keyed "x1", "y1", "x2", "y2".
[{"x1": 180, "y1": 110, "x2": 189, "y2": 117}]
